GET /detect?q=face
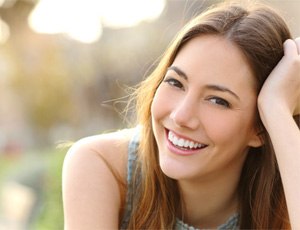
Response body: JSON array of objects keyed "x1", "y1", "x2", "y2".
[{"x1": 151, "y1": 35, "x2": 262, "y2": 183}]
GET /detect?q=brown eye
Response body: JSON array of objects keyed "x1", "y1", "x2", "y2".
[
  {"x1": 164, "y1": 78, "x2": 183, "y2": 89},
  {"x1": 208, "y1": 97, "x2": 230, "y2": 108}
]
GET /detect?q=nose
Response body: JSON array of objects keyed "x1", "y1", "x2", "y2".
[{"x1": 170, "y1": 96, "x2": 200, "y2": 130}]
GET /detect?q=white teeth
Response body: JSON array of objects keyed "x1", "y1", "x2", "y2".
[
  {"x1": 184, "y1": 141, "x2": 189, "y2": 148},
  {"x1": 168, "y1": 131, "x2": 205, "y2": 149},
  {"x1": 178, "y1": 138, "x2": 184, "y2": 147},
  {"x1": 189, "y1": 142, "x2": 194, "y2": 149}
]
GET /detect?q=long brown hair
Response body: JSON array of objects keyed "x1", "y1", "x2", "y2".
[{"x1": 126, "y1": 1, "x2": 297, "y2": 229}]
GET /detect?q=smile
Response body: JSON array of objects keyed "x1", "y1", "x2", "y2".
[{"x1": 167, "y1": 130, "x2": 207, "y2": 150}]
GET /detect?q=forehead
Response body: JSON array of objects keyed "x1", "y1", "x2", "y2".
[{"x1": 172, "y1": 35, "x2": 257, "y2": 92}]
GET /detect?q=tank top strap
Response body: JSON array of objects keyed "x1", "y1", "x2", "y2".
[
  {"x1": 127, "y1": 127, "x2": 140, "y2": 184},
  {"x1": 120, "y1": 126, "x2": 140, "y2": 229}
]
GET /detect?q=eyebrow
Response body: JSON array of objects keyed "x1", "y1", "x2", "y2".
[
  {"x1": 205, "y1": 84, "x2": 240, "y2": 101},
  {"x1": 167, "y1": 65, "x2": 240, "y2": 101},
  {"x1": 167, "y1": 66, "x2": 188, "y2": 80}
]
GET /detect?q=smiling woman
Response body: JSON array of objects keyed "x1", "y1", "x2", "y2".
[
  {"x1": 151, "y1": 35, "x2": 261, "y2": 184},
  {"x1": 62, "y1": 1, "x2": 300, "y2": 229}
]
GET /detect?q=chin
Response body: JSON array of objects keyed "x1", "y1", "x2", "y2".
[{"x1": 158, "y1": 151, "x2": 197, "y2": 181}]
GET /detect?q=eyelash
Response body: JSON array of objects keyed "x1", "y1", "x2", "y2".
[
  {"x1": 163, "y1": 77, "x2": 183, "y2": 89},
  {"x1": 207, "y1": 97, "x2": 231, "y2": 108},
  {"x1": 163, "y1": 77, "x2": 231, "y2": 108}
]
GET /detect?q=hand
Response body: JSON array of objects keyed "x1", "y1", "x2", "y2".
[{"x1": 258, "y1": 38, "x2": 300, "y2": 117}]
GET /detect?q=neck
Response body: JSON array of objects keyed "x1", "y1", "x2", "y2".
[{"x1": 177, "y1": 170, "x2": 241, "y2": 228}]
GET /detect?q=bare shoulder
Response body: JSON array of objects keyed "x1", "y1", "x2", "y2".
[
  {"x1": 64, "y1": 128, "x2": 135, "y2": 177},
  {"x1": 62, "y1": 128, "x2": 136, "y2": 229}
]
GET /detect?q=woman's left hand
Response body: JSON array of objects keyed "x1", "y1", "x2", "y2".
[
  {"x1": 257, "y1": 38, "x2": 300, "y2": 230},
  {"x1": 258, "y1": 38, "x2": 300, "y2": 118}
]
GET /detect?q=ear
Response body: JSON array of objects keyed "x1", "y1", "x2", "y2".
[{"x1": 247, "y1": 129, "x2": 264, "y2": 148}]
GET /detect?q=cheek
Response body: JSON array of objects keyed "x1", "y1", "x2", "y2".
[
  {"x1": 200, "y1": 109, "x2": 256, "y2": 145},
  {"x1": 151, "y1": 86, "x2": 171, "y2": 121}
]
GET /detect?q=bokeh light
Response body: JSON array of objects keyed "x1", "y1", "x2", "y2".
[{"x1": 28, "y1": 0, "x2": 166, "y2": 43}]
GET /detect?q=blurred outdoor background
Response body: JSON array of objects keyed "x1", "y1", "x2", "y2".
[{"x1": 0, "y1": 0, "x2": 299, "y2": 229}]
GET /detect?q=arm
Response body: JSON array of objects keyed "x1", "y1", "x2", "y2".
[
  {"x1": 258, "y1": 38, "x2": 300, "y2": 229},
  {"x1": 62, "y1": 130, "x2": 132, "y2": 229}
]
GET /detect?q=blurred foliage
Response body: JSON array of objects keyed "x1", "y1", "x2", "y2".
[
  {"x1": 11, "y1": 50, "x2": 75, "y2": 130},
  {"x1": 0, "y1": 148, "x2": 66, "y2": 229},
  {"x1": 0, "y1": 0, "x2": 217, "y2": 147},
  {"x1": 0, "y1": 154, "x2": 18, "y2": 183},
  {"x1": 33, "y1": 148, "x2": 66, "y2": 229}
]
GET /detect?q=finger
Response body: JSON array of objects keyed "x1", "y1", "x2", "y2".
[
  {"x1": 294, "y1": 38, "x2": 300, "y2": 115},
  {"x1": 295, "y1": 37, "x2": 300, "y2": 55},
  {"x1": 283, "y1": 39, "x2": 298, "y2": 57}
]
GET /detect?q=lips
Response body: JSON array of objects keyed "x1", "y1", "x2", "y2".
[{"x1": 166, "y1": 129, "x2": 208, "y2": 154}]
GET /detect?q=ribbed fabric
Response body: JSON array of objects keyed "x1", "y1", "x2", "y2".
[
  {"x1": 175, "y1": 213, "x2": 239, "y2": 230},
  {"x1": 120, "y1": 127, "x2": 239, "y2": 229},
  {"x1": 120, "y1": 127, "x2": 139, "y2": 229}
]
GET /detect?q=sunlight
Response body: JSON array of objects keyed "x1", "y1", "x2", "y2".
[
  {"x1": 28, "y1": 0, "x2": 103, "y2": 43},
  {"x1": 28, "y1": 0, "x2": 65, "y2": 34},
  {"x1": 28, "y1": 0, "x2": 165, "y2": 43},
  {"x1": 0, "y1": 17, "x2": 10, "y2": 44},
  {"x1": 99, "y1": 0, "x2": 166, "y2": 28}
]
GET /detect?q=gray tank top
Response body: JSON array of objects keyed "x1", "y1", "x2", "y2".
[{"x1": 120, "y1": 127, "x2": 239, "y2": 229}]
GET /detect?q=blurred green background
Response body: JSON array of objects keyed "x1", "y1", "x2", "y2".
[{"x1": 0, "y1": 0, "x2": 299, "y2": 229}]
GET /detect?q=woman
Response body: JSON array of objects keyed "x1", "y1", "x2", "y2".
[{"x1": 62, "y1": 1, "x2": 300, "y2": 229}]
